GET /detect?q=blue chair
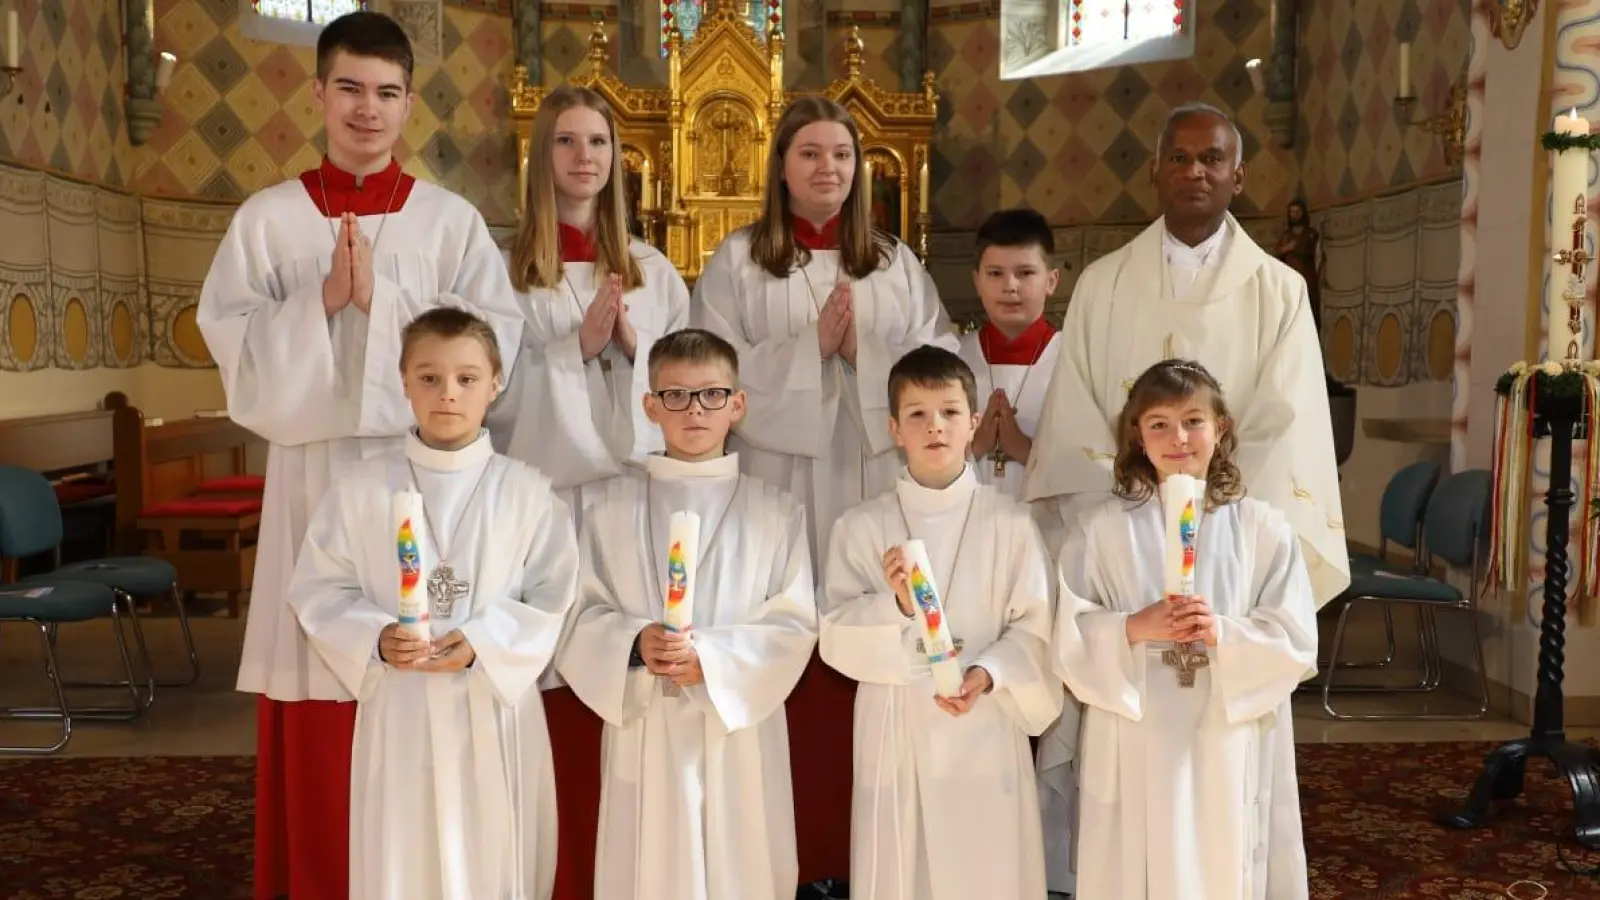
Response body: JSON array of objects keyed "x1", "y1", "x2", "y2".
[
  {"x1": 1320, "y1": 468, "x2": 1493, "y2": 720},
  {"x1": 0, "y1": 465, "x2": 200, "y2": 706}
]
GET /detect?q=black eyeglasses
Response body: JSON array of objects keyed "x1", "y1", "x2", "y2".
[{"x1": 652, "y1": 388, "x2": 733, "y2": 411}]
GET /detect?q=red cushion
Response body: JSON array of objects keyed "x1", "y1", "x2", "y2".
[
  {"x1": 53, "y1": 480, "x2": 114, "y2": 504},
  {"x1": 197, "y1": 475, "x2": 266, "y2": 494},
  {"x1": 141, "y1": 497, "x2": 263, "y2": 518}
]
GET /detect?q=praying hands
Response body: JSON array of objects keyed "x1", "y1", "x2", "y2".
[{"x1": 322, "y1": 212, "x2": 375, "y2": 317}]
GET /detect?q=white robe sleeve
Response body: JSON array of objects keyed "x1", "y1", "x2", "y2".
[
  {"x1": 688, "y1": 504, "x2": 818, "y2": 733},
  {"x1": 1023, "y1": 273, "x2": 1117, "y2": 503},
  {"x1": 1053, "y1": 515, "x2": 1147, "y2": 721},
  {"x1": 559, "y1": 505, "x2": 659, "y2": 727},
  {"x1": 1212, "y1": 504, "x2": 1319, "y2": 725},
  {"x1": 963, "y1": 513, "x2": 1062, "y2": 736},
  {"x1": 286, "y1": 484, "x2": 393, "y2": 699},
  {"x1": 361, "y1": 211, "x2": 524, "y2": 435},
  {"x1": 457, "y1": 489, "x2": 581, "y2": 709},
  {"x1": 197, "y1": 202, "x2": 351, "y2": 447},
  {"x1": 691, "y1": 238, "x2": 827, "y2": 459},
  {"x1": 850, "y1": 244, "x2": 959, "y2": 434},
  {"x1": 819, "y1": 509, "x2": 916, "y2": 685}
]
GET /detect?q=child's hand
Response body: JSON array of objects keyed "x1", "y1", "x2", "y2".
[
  {"x1": 971, "y1": 390, "x2": 1004, "y2": 457},
  {"x1": 1124, "y1": 598, "x2": 1189, "y2": 645},
  {"x1": 414, "y1": 629, "x2": 477, "y2": 673},
  {"x1": 818, "y1": 286, "x2": 851, "y2": 360},
  {"x1": 579, "y1": 276, "x2": 620, "y2": 361},
  {"x1": 667, "y1": 648, "x2": 704, "y2": 687},
  {"x1": 378, "y1": 622, "x2": 431, "y2": 667},
  {"x1": 838, "y1": 285, "x2": 858, "y2": 366},
  {"x1": 607, "y1": 276, "x2": 637, "y2": 362},
  {"x1": 935, "y1": 666, "x2": 992, "y2": 717},
  {"x1": 638, "y1": 623, "x2": 697, "y2": 675},
  {"x1": 350, "y1": 216, "x2": 374, "y2": 314},
  {"x1": 322, "y1": 215, "x2": 354, "y2": 317},
  {"x1": 880, "y1": 546, "x2": 914, "y2": 617},
  {"x1": 994, "y1": 398, "x2": 1031, "y2": 465},
  {"x1": 1169, "y1": 594, "x2": 1217, "y2": 646}
]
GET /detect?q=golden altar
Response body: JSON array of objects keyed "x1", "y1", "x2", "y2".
[{"x1": 509, "y1": 1, "x2": 938, "y2": 285}]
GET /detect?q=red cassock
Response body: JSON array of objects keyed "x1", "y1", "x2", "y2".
[{"x1": 546, "y1": 686, "x2": 606, "y2": 899}]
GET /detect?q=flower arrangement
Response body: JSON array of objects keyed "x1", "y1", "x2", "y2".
[{"x1": 1494, "y1": 359, "x2": 1600, "y2": 400}]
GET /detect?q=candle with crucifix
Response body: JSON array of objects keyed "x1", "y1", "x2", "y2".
[
  {"x1": 902, "y1": 539, "x2": 964, "y2": 698},
  {"x1": 1549, "y1": 109, "x2": 1593, "y2": 361},
  {"x1": 393, "y1": 491, "x2": 432, "y2": 642}
]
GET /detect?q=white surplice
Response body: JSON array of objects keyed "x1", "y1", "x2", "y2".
[
  {"x1": 820, "y1": 467, "x2": 1059, "y2": 900},
  {"x1": 1055, "y1": 494, "x2": 1316, "y2": 900},
  {"x1": 692, "y1": 230, "x2": 959, "y2": 564},
  {"x1": 556, "y1": 453, "x2": 817, "y2": 900},
  {"x1": 287, "y1": 430, "x2": 579, "y2": 900},
  {"x1": 199, "y1": 177, "x2": 525, "y2": 701},
  {"x1": 1023, "y1": 214, "x2": 1349, "y2": 607},
  {"x1": 490, "y1": 240, "x2": 692, "y2": 523}
]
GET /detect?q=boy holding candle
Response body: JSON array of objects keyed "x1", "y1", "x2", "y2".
[
  {"x1": 557, "y1": 328, "x2": 818, "y2": 900},
  {"x1": 288, "y1": 306, "x2": 579, "y2": 900},
  {"x1": 819, "y1": 344, "x2": 1060, "y2": 900}
]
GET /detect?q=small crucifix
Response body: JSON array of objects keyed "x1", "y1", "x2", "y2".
[
  {"x1": 427, "y1": 565, "x2": 470, "y2": 619},
  {"x1": 1161, "y1": 641, "x2": 1210, "y2": 688}
]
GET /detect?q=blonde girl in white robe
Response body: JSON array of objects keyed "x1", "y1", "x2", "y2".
[
  {"x1": 1054, "y1": 358, "x2": 1316, "y2": 900},
  {"x1": 290, "y1": 307, "x2": 580, "y2": 900}
]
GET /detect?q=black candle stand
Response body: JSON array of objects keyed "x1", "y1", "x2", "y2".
[{"x1": 1441, "y1": 387, "x2": 1600, "y2": 847}]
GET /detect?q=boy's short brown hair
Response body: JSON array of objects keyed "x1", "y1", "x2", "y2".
[
  {"x1": 647, "y1": 329, "x2": 740, "y2": 386},
  {"x1": 887, "y1": 345, "x2": 978, "y2": 416},
  {"x1": 974, "y1": 207, "x2": 1055, "y2": 267},
  {"x1": 400, "y1": 305, "x2": 502, "y2": 376},
  {"x1": 316, "y1": 11, "x2": 415, "y2": 86}
]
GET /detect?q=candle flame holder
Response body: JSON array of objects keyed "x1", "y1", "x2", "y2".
[
  {"x1": 1395, "y1": 79, "x2": 1467, "y2": 168},
  {"x1": 0, "y1": 66, "x2": 20, "y2": 100}
]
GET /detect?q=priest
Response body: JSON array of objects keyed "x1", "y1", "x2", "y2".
[
  {"x1": 1023, "y1": 102, "x2": 1347, "y2": 891},
  {"x1": 194, "y1": 12, "x2": 524, "y2": 900}
]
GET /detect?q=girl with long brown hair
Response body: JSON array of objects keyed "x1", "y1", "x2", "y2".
[{"x1": 1054, "y1": 358, "x2": 1315, "y2": 900}]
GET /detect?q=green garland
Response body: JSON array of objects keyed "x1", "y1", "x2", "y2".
[
  {"x1": 1494, "y1": 368, "x2": 1593, "y2": 400},
  {"x1": 1543, "y1": 131, "x2": 1600, "y2": 153}
]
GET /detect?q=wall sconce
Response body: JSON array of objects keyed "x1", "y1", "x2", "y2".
[
  {"x1": 126, "y1": 51, "x2": 174, "y2": 145},
  {"x1": 1491, "y1": 0, "x2": 1539, "y2": 50},
  {"x1": 1, "y1": 8, "x2": 22, "y2": 101},
  {"x1": 1395, "y1": 42, "x2": 1467, "y2": 168}
]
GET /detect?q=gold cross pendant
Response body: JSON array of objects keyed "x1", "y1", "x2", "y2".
[
  {"x1": 992, "y1": 446, "x2": 1006, "y2": 476},
  {"x1": 1161, "y1": 641, "x2": 1210, "y2": 688}
]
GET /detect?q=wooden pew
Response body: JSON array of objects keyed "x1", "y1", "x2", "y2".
[{"x1": 113, "y1": 407, "x2": 266, "y2": 618}]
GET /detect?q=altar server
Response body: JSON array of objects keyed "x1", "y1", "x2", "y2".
[
  {"x1": 821, "y1": 345, "x2": 1059, "y2": 900},
  {"x1": 194, "y1": 13, "x2": 522, "y2": 900},
  {"x1": 559, "y1": 328, "x2": 817, "y2": 900},
  {"x1": 289, "y1": 307, "x2": 578, "y2": 900},
  {"x1": 1055, "y1": 358, "x2": 1315, "y2": 900}
]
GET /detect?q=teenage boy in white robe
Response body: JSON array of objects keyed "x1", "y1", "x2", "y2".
[
  {"x1": 821, "y1": 345, "x2": 1060, "y2": 900},
  {"x1": 559, "y1": 328, "x2": 817, "y2": 900},
  {"x1": 1054, "y1": 358, "x2": 1316, "y2": 900},
  {"x1": 290, "y1": 307, "x2": 578, "y2": 900},
  {"x1": 194, "y1": 14, "x2": 523, "y2": 899}
]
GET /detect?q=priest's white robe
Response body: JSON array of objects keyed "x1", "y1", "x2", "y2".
[
  {"x1": 692, "y1": 230, "x2": 959, "y2": 564},
  {"x1": 1024, "y1": 214, "x2": 1349, "y2": 608},
  {"x1": 489, "y1": 240, "x2": 692, "y2": 525},
  {"x1": 1055, "y1": 494, "x2": 1316, "y2": 900},
  {"x1": 288, "y1": 431, "x2": 579, "y2": 900},
  {"x1": 557, "y1": 453, "x2": 817, "y2": 900},
  {"x1": 820, "y1": 468, "x2": 1059, "y2": 900},
  {"x1": 199, "y1": 177, "x2": 525, "y2": 701}
]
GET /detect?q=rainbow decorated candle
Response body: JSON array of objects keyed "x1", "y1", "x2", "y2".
[
  {"x1": 393, "y1": 491, "x2": 430, "y2": 641},
  {"x1": 662, "y1": 511, "x2": 699, "y2": 633},
  {"x1": 902, "y1": 539, "x2": 964, "y2": 698},
  {"x1": 1162, "y1": 474, "x2": 1203, "y2": 598}
]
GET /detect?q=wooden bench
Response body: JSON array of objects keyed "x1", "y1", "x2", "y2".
[
  {"x1": 113, "y1": 407, "x2": 266, "y2": 618},
  {"x1": 0, "y1": 393, "x2": 130, "y2": 563}
]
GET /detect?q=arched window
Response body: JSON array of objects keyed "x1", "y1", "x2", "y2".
[
  {"x1": 661, "y1": 0, "x2": 780, "y2": 56},
  {"x1": 241, "y1": 0, "x2": 368, "y2": 47},
  {"x1": 1002, "y1": 0, "x2": 1192, "y2": 79}
]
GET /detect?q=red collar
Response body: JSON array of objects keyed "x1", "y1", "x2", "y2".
[
  {"x1": 558, "y1": 223, "x2": 598, "y2": 263},
  {"x1": 792, "y1": 215, "x2": 841, "y2": 250},
  {"x1": 299, "y1": 157, "x2": 415, "y2": 217},
  {"x1": 979, "y1": 317, "x2": 1057, "y2": 365}
]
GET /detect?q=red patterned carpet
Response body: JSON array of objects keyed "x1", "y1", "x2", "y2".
[{"x1": 0, "y1": 745, "x2": 1597, "y2": 898}]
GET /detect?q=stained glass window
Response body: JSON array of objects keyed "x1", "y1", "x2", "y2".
[
  {"x1": 253, "y1": 0, "x2": 367, "y2": 26},
  {"x1": 1066, "y1": 0, "x2": 1182, "y2": 49},
  {"x1": 662, "y1": 0, "x2": 780, "y2": 57}
]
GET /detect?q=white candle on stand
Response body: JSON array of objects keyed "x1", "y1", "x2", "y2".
[
  {"x1": 6, "y1": 10, "x2": 19, "y2": 69},
  {"x1": 918, "y1": 161, "x2": 930, "y2": 214},
  {"x1": 1397, "y1": 42, "x2": 1413, "y2": 100},
  {"x1": 1549, "y1": 109, "x2": 1593, "y2": 361},
  {"x1": 156, "y1": 52, "x2": 176, "y2": 90},
  {"x1": 640, "y1": 158, "x2": 654, "y2": 211}
]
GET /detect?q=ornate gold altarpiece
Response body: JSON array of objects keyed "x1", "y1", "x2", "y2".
[{"x1": 509, "y1": 1, "x2": 937, "y2": 285}]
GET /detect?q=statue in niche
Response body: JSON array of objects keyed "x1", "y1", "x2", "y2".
[
  {"x1": 866, "y1": 153, "x2": 901, "y2": 239},
  {"x1": 1273, "y1": 198, "x2": 1323, "y2": 333}
]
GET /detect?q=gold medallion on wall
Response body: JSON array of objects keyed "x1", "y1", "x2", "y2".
[
  {"x1": 110, "y1": 299, "x2": 137, "y2": 367},
  {"x1": 148, "y1": 288, "x2": 214, "y2": 368},
  {"x1": 61, "y1": 296, "x2": 90, "y2": 366},
  {"x1": 1326, "y1": 313, "x2": 1357, "y2": 384},
  {"x1": 3, "y1": 292, "x2": 39, "y2": 371},
  {"x1": 1373, "y1": 310, "x2": 1407, "y2": 385}
]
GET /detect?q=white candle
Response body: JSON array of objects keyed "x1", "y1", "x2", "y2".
[
  {"x1": 156, "y1": 52, "x2": 176, "y2": 90},
  {"x1": 918, "y1": 160, "x2": 929, "y2": 214},
  {"x1": 393, "y1": 491, "x2": 431, "y2": 642},
  {"x1": 1161, "y1": 474, "x2": 1202, "y2": 596},
  {"x1": 639, "y1": 157, "x2": 653, "y2": 211},
  {"x1": 6, "y1": 10, "x2": 19, "y2": 70},
  {"x1": 901, "y1": 539, "x2": 964, "y2": 698},
  {"x1": 863, "y1": 158, "x2": 872, "y2": 186},
  {"x1": 1549, "y1": 109, "x2": 1593, "y2": 361},
  {"x1": 1397, "y1": 41, "x2": 1413, "y2": 100},
  {"x1": 518, "y1": 137, "x2": 529, "y2": 220},
  {"x1": 662, "y1": 511, "x2": 698, "y2": 632}
]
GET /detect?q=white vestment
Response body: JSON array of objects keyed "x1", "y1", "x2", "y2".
[
  {"x1": 692, "y1": 230, "x2": 959, "y2": 564},
  {"x1": 288, "y1": 431, "x2": 580, "y2": 900},
  {"x1": 198, "y1": 177, "x2": 525, "y2": 701},
  {"x1": 557, "y1": 453, "x2": 817, "y2": 900},
  {"x1": 1055, "y1": 494, "x2": 1316, "y2": 900},
  {"x1": 820, "y1": 467, "x2": 1060, "y2": 900}
]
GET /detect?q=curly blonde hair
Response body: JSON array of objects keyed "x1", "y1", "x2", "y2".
[{"x1": 1112, "y1": 359, "x2": 1244, "y2": 510}]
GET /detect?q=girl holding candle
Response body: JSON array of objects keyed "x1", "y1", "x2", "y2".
[
  {"x1": 1053, "y1": 358, "x2": 1316, "y2": 900},
  {"x1": 288, "y1": 307, "x2": 579, "y2": 900}
]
